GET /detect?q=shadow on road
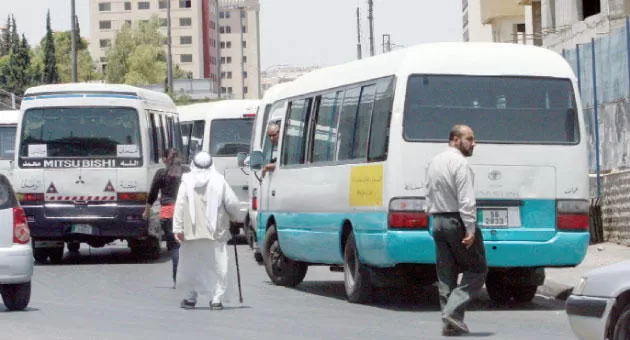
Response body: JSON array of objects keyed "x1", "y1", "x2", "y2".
[
  {"x1": 292, "y1": 281, "x2": 567, "y2": 312},
  {"x1": 34, "y1": 247, "x2": 172, "y2": 266}
]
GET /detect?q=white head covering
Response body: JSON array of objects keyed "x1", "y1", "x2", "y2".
[
  {"x1": 190, "y1": 151, "x2": 213, "y2": 188},
  {"x1": 183, "y1": 151, "x2": 224, "y2": 235}
]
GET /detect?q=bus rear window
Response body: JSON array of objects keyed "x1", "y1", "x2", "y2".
[
  {"x1": 403, "y1": 75, "x2": 579, "y2": 144},
  {"x1": 0, "y1": 126, "x2": 16, "y2": 160},
  {"x1": 19, "y1": 107, "x2": 141, "y2": 157},
  {"x1": 209, "y1": 118, "x2": 253, "y2": 156}
]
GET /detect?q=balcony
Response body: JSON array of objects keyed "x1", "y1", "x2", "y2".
[{"x1": 480, "y1": 0, "x2": 524, "y2": 24}]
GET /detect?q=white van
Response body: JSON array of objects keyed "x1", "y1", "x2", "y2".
[
  {"x1": 0, "y1": 110, "x2": 19, "y2": 178},
  {"x1": 15, "y1": 83, "x2": 181, "y2": 263},
  {"x1": 248, "y1": 42, "x2": 590, "y2": 303},
  {"x1": 244, "y1": 83, "x2": 292, "y2": 261},
  {"x1": 178, "y1": 99, "x2": 260, "y2": 236}
]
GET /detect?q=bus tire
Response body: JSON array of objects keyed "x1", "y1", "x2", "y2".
[
  {"x1": 33, "y1": 247, "x2": 48, "y2": 263},
  {"x1": 485, "y1": 271, "x2": 511, "y2": 304},
  {"x1": 48, "y1": 246, "x2": 64, "y2": 264},
  {"x1": 262, "y1": 225, "x2": 307, "y2": 287},
  {"x1": 511, "y1": 284, "x2": 538, "y2": 303},
  {"x1": 344, "y1": 232, "x2": 372, "y2": 303}
]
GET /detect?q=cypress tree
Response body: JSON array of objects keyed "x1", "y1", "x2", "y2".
[{"x1": 42, "y1": 10, "x2": 58, "y2": 84}]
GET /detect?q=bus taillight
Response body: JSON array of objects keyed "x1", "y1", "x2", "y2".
[
  {"x1": 388, "y1": 198, "x2": 429, "y2": 229},
  {"x1": 556, "y1": 200, "x2": 589, "y2": 231}
]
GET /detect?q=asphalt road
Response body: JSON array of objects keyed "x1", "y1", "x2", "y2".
[{"x1": 0, "y1": 242, "x2": 576, "y2": 340}]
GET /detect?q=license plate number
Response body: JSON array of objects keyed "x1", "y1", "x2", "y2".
[
  {"x1": 72, "y1": 224, "x2": 93, "y2": 235},
  {"x1": 479, "y1": 209, "x2": 508, "y2": 227}
]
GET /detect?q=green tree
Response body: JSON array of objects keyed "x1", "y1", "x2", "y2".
[
  {"x1": 0, "y1": 16, "x2": 10, "y2": 57},
  {"x1": 74, "y1": 16, "x2": 86, "y2": 50},
  {"x1": 50, "y1": 31, "x2": 99, "y2": 82},
  {"x1": 42, "y1": 10, "x2": 58, "y2": 84},
  {"x1": 105, "y1": 17, "x2": 166, "y2": 85}
]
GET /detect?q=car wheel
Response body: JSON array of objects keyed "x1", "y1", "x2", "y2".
[
  {"x1": 262, "y1": 225, "x2": 307, "y2": 287},
  {"x1": 613, "y1": 304, "x2": 630, "y2": 340},
  {"x1": 344, "y1": 232, "x2": 372, "y2": 303},
  {"x1": 1, "y1": 281, "x2": 31, "y2": 311}
]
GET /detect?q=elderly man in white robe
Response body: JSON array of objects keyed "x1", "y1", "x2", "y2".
[{"x1": 173, "y1": 151, "x2": 242, "y2": 310}]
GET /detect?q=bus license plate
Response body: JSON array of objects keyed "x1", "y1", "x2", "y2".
[
  {"x1": 479, "y1": 209, "x2": 508, "y2": 227},
  {"x1": 72, "y1": 224, "x2": 93, "y2": 235}
]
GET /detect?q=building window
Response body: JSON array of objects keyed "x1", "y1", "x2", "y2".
[
  {"x1": 226, "y1": 41, "x2": 231, "y2": 48},
  {"x1": 180, "y1": 36, "x2": 192, "y2": 45},
  {"x1": 226, "y1": 26, "x2": 232, "y2": 33},
  {"x1": 138, "y1": 1, "x2": 150, "y2": 10},
  {"x1": 125, "y1": 20, "x2": 132, "y2": 27},
  {"x1": 240, "y1": 10, "x2": 246, "y2": 18},
  {"x1": 226, "y1": 72, "x2": 232, "y2": 79},
  {"x1": 581, "y1": 0, "x2": 601, "y2": 19},
  {"x1": 124, "y1": 2, "x2": 132, "y2": 10},
  {"x1": 242, "y1": 25, "x2": 247, "y2": 33},
  {"x1": 220, "y1": 41, "x2": 225, "y2": 48},
  {"x1": 159, "y1": 0, "x2": 167, "y2": 9},
  {"x1": 219, "y1": 11, "x2": 225, "y2": 19},
  {"x1": 180, "y1": 17, "x2": 192, "y2": 26},
  {"x1": 98, "y1": 2, "x2": 111, "y2": 11},
  {"x1": 242, "y1": 56, "x2": 247, "y2": 63},
  {"x1": 179, "y1": 0, "x2": 192, "y2": 8},
  {"x1": 228, "y1": 87, "x2": 233, "y2": 94},
  {"x1": 221, "y1": 72, "x2": 226, "y2": 78},
  {"x1": 227, "y1": 56, "x2": 232, "y2": 64},
  {"x1": 243, "y1": 71, "x2": 247, "y2": 78},
  {"x1": 99, "y1": 20, "x2": 112, "y2": 30},
  {"x1": 181, "y1": 54, "x2": 193, "y2": 63},
  {"x1": 160, "y1": 18, "x2": 168, "y2": 27},
  {"x1": 219, "y1": 26, "x2": 225, "y2": 34},
  {"x1": 99, "y1": 39, "x2": 111, "y2": 48},
  {"x1": 243, "y1": 87, "x2": 248, "y2": 94},
  {"x1": 242, "y1": 41, "x2": 247, "y2": 48},
  {"x1": 221, "y1": 87, "x2": 227, "y2": 94},
  {"x1": 225, "y1": 11, "x2": 231, "y2": 18}
]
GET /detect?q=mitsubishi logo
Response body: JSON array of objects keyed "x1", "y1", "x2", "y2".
[
  {"x1": 75, "y1": 176, "x2": 85, "y2": 184},
  {"x1": 488, "y1": 170, "x2": 502, "y2": 181}
]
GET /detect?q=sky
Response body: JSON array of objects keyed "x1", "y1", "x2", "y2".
[{"x1": 0, "y1": 0, "x2": 463, "y2": 69}]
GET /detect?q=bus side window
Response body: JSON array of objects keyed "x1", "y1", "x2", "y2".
[
  {"x1": 190, "y1": 120, "x2": 205, "y2": 156},
  {"x1": 311, "y1": 91, "x2": 343, "y2": 163},
  {"x1": 368, "y1": 77, "x2": 395, "y2": 162},
  {"x1": 150, "y1": 113, "x2": 165, "y2": 163},
  {"x1": 281, "y1": 98, "x2": 312, "y2": 166},
  {"x1": 160, "y1": 115, "x2": 169, "y2": 151},
  {"x1": 149, "y1": 112, "x2": 160, "y2": 163},
  {"x1": 180, "y1": 122, "x2": 193, "y2": 162},
  {"x1": 336, "y1": 87, "x2": 361, "y2": 161}
]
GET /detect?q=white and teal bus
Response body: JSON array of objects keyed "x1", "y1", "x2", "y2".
[
  {"x1": 0, "y1": 110, "x2": 19, "y2": 179},
  {"x1": 247, "y1": 42, "x2": 590, "y2": 304}
]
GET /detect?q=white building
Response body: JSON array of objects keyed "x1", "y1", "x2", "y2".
[
  {"x1": 462, "y1": 0, "x2": 493, "y2": 41},
  {"x1": 218, "y1": 0, "x2": 261, "y2": 99},
  {"x1": 260, "y1": 65, "x2": 320, "y2": 95},
  {"x1": 540, "y1": 0, "x2": 630, "y2": 51}
]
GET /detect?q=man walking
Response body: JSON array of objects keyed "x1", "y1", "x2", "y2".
[
  {"x1": 425, "y1": 125, "x2": 487, "y2": 336},
  {"x1": 173, "y1": 151, "x2": 243, "y2": 310}
]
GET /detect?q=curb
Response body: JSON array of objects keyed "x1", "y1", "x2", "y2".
[{"x1": 537, "y1": 280, "x2": 574, "y2": 301}]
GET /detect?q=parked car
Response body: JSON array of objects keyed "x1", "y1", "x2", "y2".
[
  {"x1": 0, "y1": 174, "x2": 33, "y2": 311},
  {"x1": 566, "y1": 260, "x2": 630, "y2": 340}
]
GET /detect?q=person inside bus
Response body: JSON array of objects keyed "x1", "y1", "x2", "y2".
[
  {"x1": 144, "y1": 149, "x2": 189, "y2": 288},
  {"x1": 425, "y1": 124, "x2": 488, "y2": 336},
  {"x1": 261, "y1": 123, "x2": 280, "y2": 177}
]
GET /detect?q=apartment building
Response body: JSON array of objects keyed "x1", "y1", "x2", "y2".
[
  {"x1": 462, "y1": 0, "x2": 493, "y2": 42},
  {"x1": 89, "y1": 0, "x2": 219, "y2": 86},
  {"x1": 217, "y1": 0, "x2": 261, "y2": 99}
]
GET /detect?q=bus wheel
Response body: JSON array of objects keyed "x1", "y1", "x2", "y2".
[
  {"x1": 511, "y1": 285, "x2": 538, "y2": 303},
  {"x1": 344, "y1": 232, "x2": 372, "y2": 303},
  {"x1": 485, "y1": 271, "x2": 511, "y2": 304},
  {"x1": 33, "y1": 247, "x2": 49, "y2": 263},
  {"x1": 48, "y1": 246, "x2": 64, "y2": 264},
  {"x1": 262, "y1": 225, "x2": 307, "y2": 287}
]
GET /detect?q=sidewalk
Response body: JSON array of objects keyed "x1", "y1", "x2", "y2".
[{"x1": 538, "y1": 242, "x2": 630, "y2": 300}]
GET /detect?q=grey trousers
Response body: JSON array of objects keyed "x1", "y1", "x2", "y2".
[{"x1": 432, "y1": 214, "x2": 488, "y2": 322}]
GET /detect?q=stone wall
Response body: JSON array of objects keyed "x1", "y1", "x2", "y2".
[{"x1": 592, "y1": 170, "x2": 630, "y2": 246}]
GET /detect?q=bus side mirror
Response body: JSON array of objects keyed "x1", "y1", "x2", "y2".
[
  {"x1": 237, "y1": 152, "x2": 248, "y2": 167},
  {"x1": 249, "y1": 150, "x2": 264, "y2": 171}
]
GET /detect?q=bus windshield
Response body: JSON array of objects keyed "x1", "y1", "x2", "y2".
[
  {"x1": 19, "y1": 107, "x2": 142, "y2": 157},
  {"x1": 209, "y1": 118, "x2": 253, "y2": 156},
  {"x1": 403, "y1": 75, "x2": 579, "y2": 144}
]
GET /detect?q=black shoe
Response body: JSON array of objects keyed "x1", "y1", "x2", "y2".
[
  {"x1": 180, "y1": 299, "x2": 196, "y2": 309},
  {"x1": 210, "y1": 302, "x2": 223, "y2": 310},
  {"x1": 442, "y1": 324, "x2": 464, "y2": 337},
  {"x1": 442, "y1": 315, "x2": 469, "y2": 334}
]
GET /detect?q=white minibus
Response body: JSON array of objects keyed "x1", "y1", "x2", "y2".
[
  {"x1": 179, "y1": 99, "x2": 260, "y2": 236},
  {"x1": 244, "y1": 82, "x2": 292, "y2": 261},
  {"x1": 247, "y1": 42, "x2": 590, "y2": 304},
  {"x1": 15, "y1": 83, "x2": 181, "y2": 263},
  {"x1": 0, "y1": 110, "x2": 19, "y2": 178}
]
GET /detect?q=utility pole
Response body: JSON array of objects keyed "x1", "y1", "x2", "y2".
[
  {"x1": 71, "y1": 0, "x2": 77, "y2": 82},
  {"x1": 11, "y1": 93, "x2": 15, "y2": 109},
  {"x1": 368, "y1": 0, "x2": 375, "y2": 57},
  {"x1": 166, "y1": 0, "x2": 174, "y2": 94},
  {"x1": 382, "y1": 34, "x2": 391, "y2": 53},
  {"x1": 356, "y1": 7, "x2": 362, "y2": 60}
]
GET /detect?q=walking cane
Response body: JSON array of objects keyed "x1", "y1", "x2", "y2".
[{"x1": 233, "y1": 236, "x2": 244, "y2": 303}]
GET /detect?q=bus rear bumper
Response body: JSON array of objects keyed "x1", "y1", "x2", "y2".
[{"x1": 357, "y1": 230, "x2": 590, "y2": 268}]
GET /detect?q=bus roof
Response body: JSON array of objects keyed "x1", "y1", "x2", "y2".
[
  {"x1": 280, "y1": 42, "x2": 576, "y2": 100},
  {"x1": 23, "y1": 83, "x2": 177, "y2": 110},
  {"x1": 261, "y1": 82, "x2": 293, "y2": 104},
  {"x1": 178, "y1": 99, "x2": 260, "y2": 122},
  {"x1": 0, "y1": 110, "x2": 19, "y2": 125}
]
